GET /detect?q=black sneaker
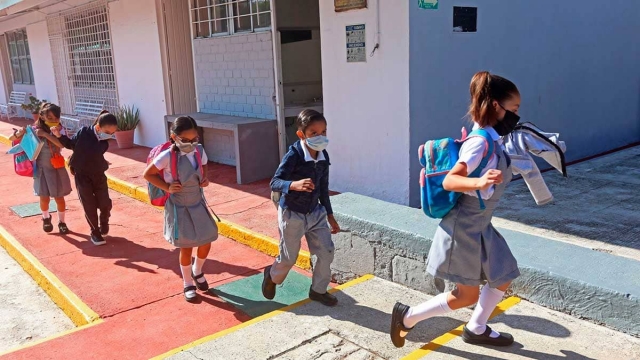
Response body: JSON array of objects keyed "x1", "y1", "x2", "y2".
[
  {"x1": 100, "y1": 223, "x2": 109, "y2": 236},
  {"x1": 90, "y1": 231, "x2": 106, "y2": 246},
  {"x1": 42, "y1": 217, "x2": 53, "y2": 233},
  {"x1": 261, "y1": 265, "x2": 276, "y2": 300},
  {"x1": 309, "y1": 288, "x2": 338, "y2": 307},
  {"x1": 462, "y1": 325, "x2": 514, "y2": 347},
  {"x1": 58, "y1": 222, "x2": 69, "y2": 234}
]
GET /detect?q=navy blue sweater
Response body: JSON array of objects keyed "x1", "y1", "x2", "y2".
[
  {"x1": 59, "y1": 126, "x2": 109, "y2": 175},
  {"x1": 270, "y1": 141, "x2": 333, "y2": 215}
]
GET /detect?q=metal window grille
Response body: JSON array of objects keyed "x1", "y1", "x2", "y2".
[
  {"x1": 191, "y1": 0, "x2": 271, "y2": 39},
  {"x1": 5, "y1": 29, "x2": 34, "y2": 85},
  {"x1": 47, "y1": 0, "x2": 118, "y2": 114}
]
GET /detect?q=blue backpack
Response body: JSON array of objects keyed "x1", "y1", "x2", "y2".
[{"x1": 418, "y1": 129, "x2": 494, "y2": 218}]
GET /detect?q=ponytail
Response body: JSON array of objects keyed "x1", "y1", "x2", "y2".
[
  {"x1": 93, "y1": 110, "x2": 111, "y2": 126},
  {"x1": 467, "y1": 71, "x2": 519, "y2": 127}
]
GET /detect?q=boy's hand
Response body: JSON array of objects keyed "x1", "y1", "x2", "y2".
[
  {"x1": 328, "y1": 215, "x2": 340, "y2": 234},
  {"x1": 200, "y1": 178, "x2": 210, "y2": 188},
  {"x1": 290, "y1": 178, "x2": 315, "y2": 192},
  {"x1": 167, "y1": 182, "x2": 182, "y2": 194},
  {"x1": 34, "y1": 128, "x2": 45, "y2": 137},
  {"x1": 477, "y1": 169, "x2": 503, "y2": 191}
]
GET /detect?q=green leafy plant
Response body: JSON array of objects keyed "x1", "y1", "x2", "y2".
[
  {"x1": 21, "y1": 96, "x2": 47, "y2": 114},
  {"x1": 115, "y1": 105, "x2": 140, "y2": 131}
]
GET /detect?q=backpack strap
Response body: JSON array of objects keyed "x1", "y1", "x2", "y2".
[
  {"x1": 194, "y1": 145, "x2": 204, "y2": 179},
  {"x1": 169, "y1": 149, "x2": 179, "y2": 183},
  {"x1": 465, "y1": 129, "x2": 495, "y2": 210}
]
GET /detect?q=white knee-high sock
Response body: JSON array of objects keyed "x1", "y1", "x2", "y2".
[
  {"x1": 403, "y1": 292, "x2": 452, "y2": 328},
  {"x1": 58, "y1": 211, "x2": 66, "y2": 223},
  {"x1": 180, "y1": 264, "x2": 195, "y2": 287},
  {"x1": 192, "y1": 257, "x2": 207, "y2": 284},
  {"x1": 467, "y1": 286, "x2": 505, "y2": 338},
  {"x1": 42, "y1": 210, "x2": 50, "y2": 219}
]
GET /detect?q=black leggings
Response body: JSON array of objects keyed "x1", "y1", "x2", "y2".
[{"x1": 74, "y1": 172, "x2": 112, "y2": 233}]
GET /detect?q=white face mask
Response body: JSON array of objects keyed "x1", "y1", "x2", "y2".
[
  {"x1": 175, "y1": 137, "x2": 196, "y2": 153},
  {"x1": 305, "y1": 135, "x2": 329, "y2": 152}
]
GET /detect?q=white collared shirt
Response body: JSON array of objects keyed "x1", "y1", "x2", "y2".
[
  {"x1": 457, "y1": 125, "x2": 502, "y2": 200},
  {"x1": 152, "y1": 148, "x2": 209, "y2": 183},
  {"x1": 300, "y1": 141, "x2": 325, "y2": 163}
]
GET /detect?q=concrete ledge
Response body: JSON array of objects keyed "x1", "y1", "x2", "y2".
[
  {"x1": 330, "y1": 193, "x2": 640, "y2": 336},
  {"x1": 0, "y1": 226, "x2": 100, "y2": 327}
]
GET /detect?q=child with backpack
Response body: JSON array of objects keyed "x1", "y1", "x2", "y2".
[
  {"x1": 390, "y1": 71, "x2": 522, "y2": 348},
  {"x1": 143, "y1": 116, "x2": 218, "y2": 302},
  {"x1": 11, "y1": 103, "x2": 72, "y2": 234},
  {"x1": 262, "y1": 109, "x2": 341, "y2": 307},
  {"x1": 51, "y1": 110, "x2": 117, "y2": 246}
]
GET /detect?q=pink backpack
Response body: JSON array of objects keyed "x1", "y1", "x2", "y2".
[
  {"x1": 147, "y1": 142, "x2": 204, "y2": 207},
  {"x1": 12, "y1": 139, "x2": 34, "y2": 177}
]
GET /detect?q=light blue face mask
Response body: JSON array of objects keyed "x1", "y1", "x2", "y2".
[
  {"x1": 305, "y1": 135, "x2": 329, "y2": 151},
  {"x1": 97, "y1": 131, "x2": 114, "y2": 141}
]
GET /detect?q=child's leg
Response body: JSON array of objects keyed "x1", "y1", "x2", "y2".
[
  {"x1": 54, "y1": 197, "x2": 66, "y2": 223},
  {"x1": 179, "y1": 248, "x2": 195, "y2": 285},
  {"x1": 40, "y1": 196, "x2": 51, "y2": 219},
  {"x1": 74, "y1": 173, "x2": 99, "y2": 233},
  {"x1": 269, "y1": 208, "x2": 305, "y2": 284},
  {"x1": 192, "y1": 243, "x2": 211, "y2": 285},
  {"x1": 304, "y1": 208, "x2": 334, "y2": 294},
  {"x1": 466, "y1": 282, "x2": 510, "y2": 337},
  {"x1": 94, "y1": 174, "x2": 112, "y2": 231},
  {"x1": 403, "y1": 284, "x2": 479, "y2": 328}
]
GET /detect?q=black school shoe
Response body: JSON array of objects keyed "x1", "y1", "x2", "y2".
[
  {"x1": 191, "y1": 271, "x2": 209, "y2": 291},
  {"x1": 309, "y1": 288, "x2": 338, "y2": 307},
  {"x1": 90, "y1": 231, "x2": 106, "y2": 246},
  {"x1": 262, "y1": 266, "x2": 276, "y2": 300},
  {"x1": 58, "y1": 222, "x2": 69, "y2": 234},
  {"x1": 42, "y1": 217, "x2": 53, "y2": 233},
  {"x1": 184, "y1": 285, "x2": 198, "y2": 302},
  {"x1": 462, "y1": 325, "x2": 514, "y2": 347},
  {"x1": 390, "y1": 302, "x2": 414, "y2": 348}
]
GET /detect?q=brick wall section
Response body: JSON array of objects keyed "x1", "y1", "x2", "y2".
[{"x1": 193, "y1": 32, "x2": 276, "y2": 119}]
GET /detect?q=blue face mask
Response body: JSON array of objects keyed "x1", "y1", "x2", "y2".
[
  {"x1": 97, "y1": 131, "x2": 113, "y2": 141},
  {"x1": 305, "y1": 135, "x2": 329, "y2": 151}
]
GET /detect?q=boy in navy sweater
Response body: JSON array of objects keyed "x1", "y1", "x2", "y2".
[
  {"x1": 262, "y1": 109, "x2": 341, "y2": 306},
  {"x1": 52, "y1": 111, "x2": 117, "y2": 246}
]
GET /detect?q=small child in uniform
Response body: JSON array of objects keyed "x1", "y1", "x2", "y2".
[{"x1": 262, "y1": 109, "x2": 341, "y2": 306}]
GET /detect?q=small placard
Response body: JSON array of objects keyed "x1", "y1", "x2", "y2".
[
  {"x1": 346, "y1": 24, "x2": 366, "y2": 63},
  {"x1": 335, "y1": 0, "x2": 367, "y2": 12},
  {"x1": 418, "y1": 0, "x2": 438, "y2": 10}
]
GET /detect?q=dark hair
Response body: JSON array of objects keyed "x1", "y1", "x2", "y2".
[
  {"x1": 36, "y1": 102, "x2": 62, "y2": 133},
  {"x1": 467, "y1": 71, "x2": 519, "y2": 127},
  {"x1": 296, "y1": 109, "x2": 326, "y2": 133},
  {"x1": 93, "y1": 110, "x2": 118, "y2": 127},
  {"x1": 170, "y1": 116, "x2": 198, "y2": 152}
]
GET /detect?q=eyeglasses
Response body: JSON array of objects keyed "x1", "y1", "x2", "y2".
[{"x1": 177, "y1": 136, "x2": 199, "y2": 144}]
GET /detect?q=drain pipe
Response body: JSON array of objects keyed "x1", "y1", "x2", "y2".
[{"x1": 370, "y1": 0, "x2": 380, "y2": 57}]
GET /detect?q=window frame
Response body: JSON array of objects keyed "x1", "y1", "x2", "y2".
[
  {"x1": 5, "y1": 28, "x2": 34, "y2": 85},
  {"x1": 191, "y1": 0, "x2": 272, "y2": 39}
]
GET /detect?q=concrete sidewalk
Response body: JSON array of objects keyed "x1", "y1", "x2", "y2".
[{"x1": 160, "y1": 276, "x2": 640, "y2": 360}]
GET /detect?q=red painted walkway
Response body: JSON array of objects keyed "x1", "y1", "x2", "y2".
[{"x1": 0, "y1": 136, "x2": 288, "y2": 359}]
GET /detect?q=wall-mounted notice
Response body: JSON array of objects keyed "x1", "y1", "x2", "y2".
[
  {"x1": 346, "y1": 24, "x2": 366, "y2": 63},
  {"x1": 335, "y1": 0, "x2": 367, "y2": 12},
  {"x1": 418, "y1": 0, "x2": 438, "y2": 10}
]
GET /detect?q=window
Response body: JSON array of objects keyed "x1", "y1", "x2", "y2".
[
  {"x1": 6, "y1": 29, "x2": 34, "y2": 85},
  {"x1": 191, "y1": 0, "x2": 271, "y2": 38}
]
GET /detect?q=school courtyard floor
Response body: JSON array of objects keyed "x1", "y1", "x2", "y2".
[{"x1": 0, "y1": 117, "x2": 639, "y2": 359}]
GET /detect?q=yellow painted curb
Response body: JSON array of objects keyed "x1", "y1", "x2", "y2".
[
  {"x1": 0, "y1": 226, "x2": 100, "y2": 327},
  {"x1": 104, "y1": 174, "x2": 312, "y2": 270},
  {"x1": 151, "y1": 274, "x2": 375, "y2": 360},
  {"x1": 401, "y1": 296, "x2": 522, "y2": 360},
  {"x1": 0, "y1": 132, "x2": 12, "y2": 146}
]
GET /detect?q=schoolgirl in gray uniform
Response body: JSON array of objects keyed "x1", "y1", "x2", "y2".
[
  {"x1": 390, "y1": 71, "x2": 522, "y2": 348},
  {"x1": 143, "y1": 116, "x2": 218, "y2": 302}
]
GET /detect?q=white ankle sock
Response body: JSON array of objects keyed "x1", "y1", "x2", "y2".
[
  {"x1": 42, "y1": 210, "x2": 50, "y2": 219},
  {"x1": 180, "y1": 264, "x2": 195, "y2": 287},
  {"x1": 192, "y1": 257, "x2": 207, "y2": 284},
  {"x1": 403, "y1": 292, "x2": 452, "y2": 328},
  {"x1": 467, "y1": 286, "x2": 505, "y2": 338},
  {"x1": 58, "y1": 211, "x2": 66, "y2": 223}
]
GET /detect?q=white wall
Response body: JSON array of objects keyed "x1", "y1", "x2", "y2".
[
  {"x1": 319, "y1": 0, "x2": 410, "y2": 205},
  {"x1": 109, "y1": 0, "x2": 167, "y2": 147},
  {"x1": 26, "y1": 21, "x2": 57, "y2": 104}
]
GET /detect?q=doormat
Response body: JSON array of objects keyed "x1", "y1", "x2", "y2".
[
  {"x1": 211, "y1": 270, "x2": 325, "y2": 318},
  {"x1": 10, "y1": 200, "x2": 57, "y2": 218}
]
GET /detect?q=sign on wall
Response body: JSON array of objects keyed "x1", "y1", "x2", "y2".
[
  {"x1": 335, "y1": 0, "x2": 367, "y2": 12},
  {"x1": 418, "y1": 0, "x2": 438, "y2": 10},
  {"x1": 346, "y1": 24, "x2": 366, "y2": 63}
]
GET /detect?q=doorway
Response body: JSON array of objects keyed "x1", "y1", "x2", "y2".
[{"x1": 274, "y1": 0, "x2": 323, "y2": 148}]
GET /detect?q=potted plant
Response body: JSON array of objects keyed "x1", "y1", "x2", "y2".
[
  {"x1": 21, "y1": 95, "x2": 47, "y2": 121},
  {"x1": 114, "y1": 105, "x2": 140, "y2": 149}
]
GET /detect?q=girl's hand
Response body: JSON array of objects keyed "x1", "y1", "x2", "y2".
[
  {"x1": 50, "y1": 127, "x2": 61, "y2": 138},
  {"x1": 167, "y1": 182, "x2": 182, "y2": 194},
  {"x1": 328, "y1": 215, "x2": 341, "y2": 234},
  {"x1": 34, "y1": 128, "x2": 45, "y2": 137},
  {"x1": 290, "y1": 178, "x2": 315, "y2": 192},
  {"x1": 200, "y1": 178, "x2": 210, "y2": 188},
  {"x1": 477, "y1": 169, "x2": 503, "y2": 191}
]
